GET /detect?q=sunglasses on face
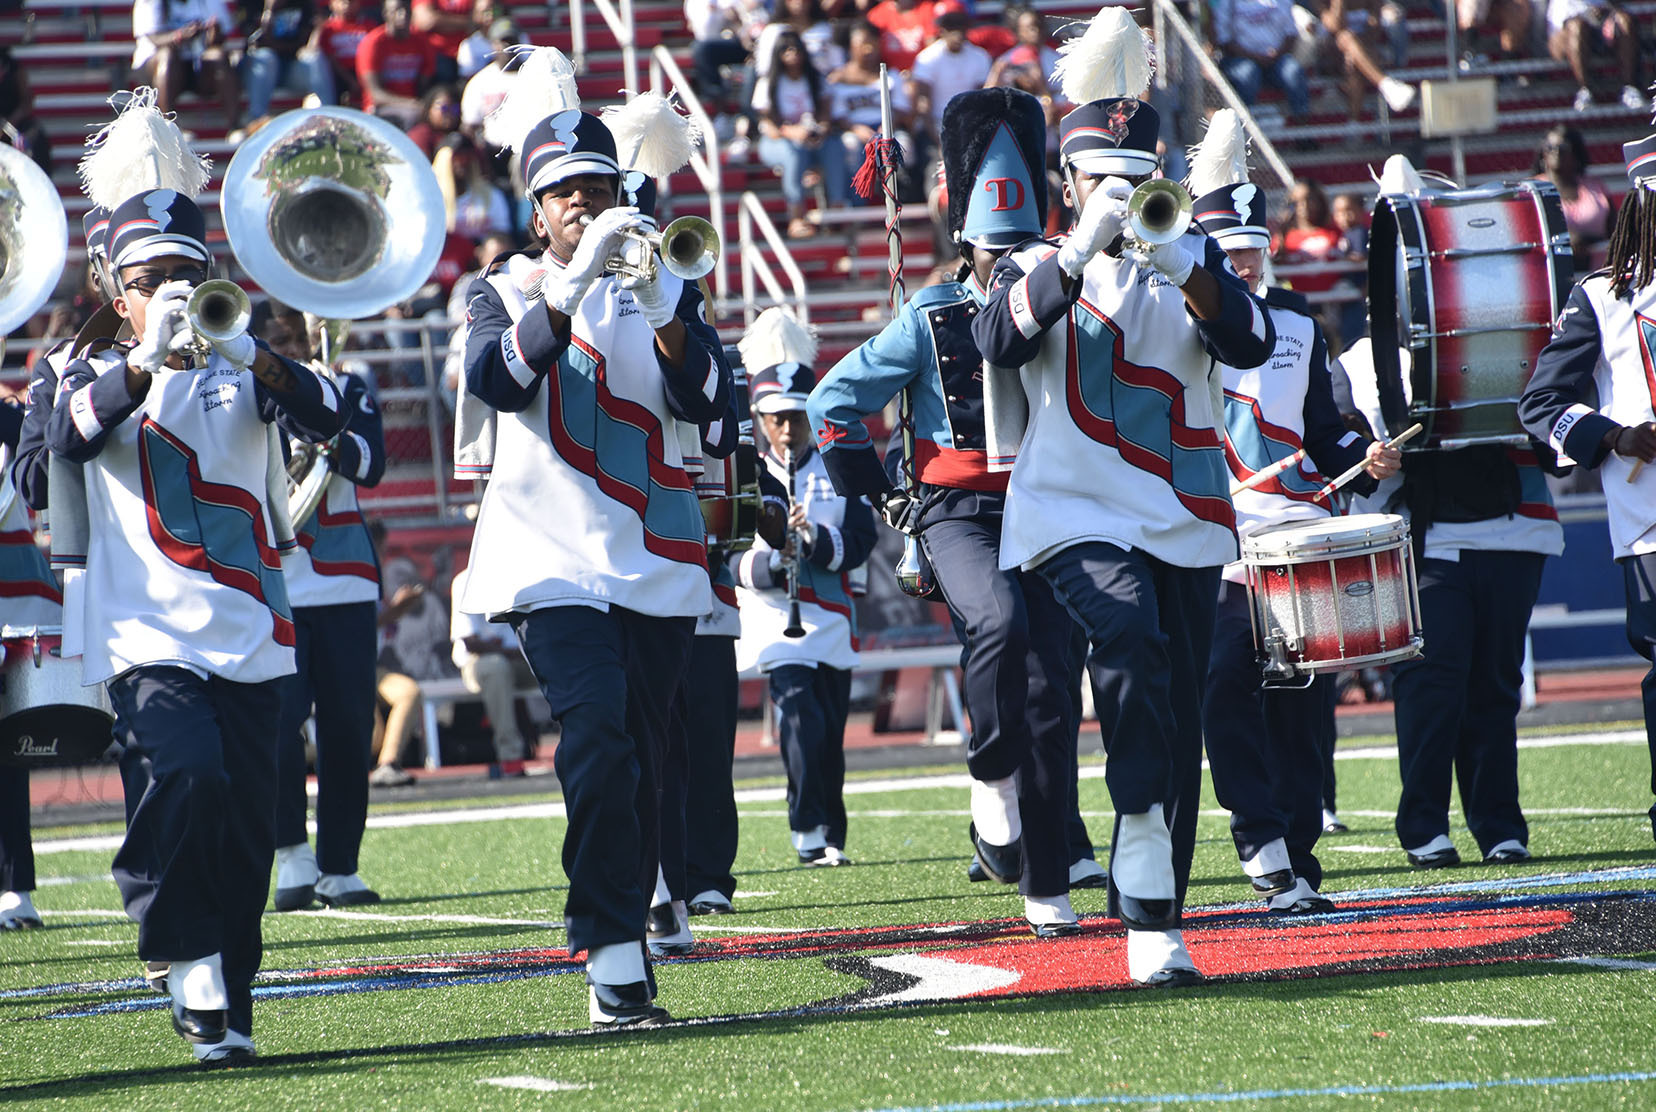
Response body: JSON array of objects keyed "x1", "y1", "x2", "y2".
[{"x1": 121, "y1": 266, "x2": 208, "y2": 295}]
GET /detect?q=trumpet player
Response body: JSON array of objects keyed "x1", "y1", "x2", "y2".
[
  {"x1": 808, "y1": 87, "x2": 1086, "y2": 936},
  {"x1": 972, "y1": 8, "x2": 1274, "y2": 986},
  {"x1": 732, "y1": 308, "x2": 876, "y2": 868},
  {"x1": 45, "y1": 186, "x2": 347, "y2": 1063},
  {"x1": 456, "y1": 101, "x2": 732, "y2": 1026}
]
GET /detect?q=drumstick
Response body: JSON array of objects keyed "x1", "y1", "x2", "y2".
[
  {"x1": 1230, "y1": 447, "x2": 1307, "y2": 496},
  {"x1": 1628, "y1": 460, "x2": 1644, "y2": 483},
  {"x1": 1315, "y1": 423, "x2": 1423, "y2": 500}
]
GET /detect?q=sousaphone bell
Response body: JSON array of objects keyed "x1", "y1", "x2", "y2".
[{"x1": 0, "y1": 144, "x2": 68, "y2": 337}]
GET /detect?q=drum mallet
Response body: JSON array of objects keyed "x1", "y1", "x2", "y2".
[
  {"x1": 1230, "y1": 448, "x2": 1308, "y2": 496},
  {"x1": 1315, "y1": 423, "x2": 1423, "y2": 500}
]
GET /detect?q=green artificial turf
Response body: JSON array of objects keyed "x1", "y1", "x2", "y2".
[{"x1": 3, "y1": 730, "x2": 1655, "y2": 1110}]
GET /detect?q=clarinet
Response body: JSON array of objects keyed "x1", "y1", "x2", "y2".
[{"x1": 783, "y1": 448, "x2": 806, "y2": 638}]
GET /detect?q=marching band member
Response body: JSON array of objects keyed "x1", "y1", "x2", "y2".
[
  {"x1": 972, "y1": 7, "x2": 1274, "y2": 984},
  {"x1": 808, "y1": 87, "x2": 1085, "y2": 936},
  {"x1": 734, "y1": 308, "x2": 876, "y2": 867},
  {"x1": 47, "y1": 163, "x2": 346, "y2": 1063},
  {"x1": 459, "y1": 52, "x2": 732, "y2": 1024},
  {"x1": 1342, "y1": 160, "x2": 1562, "y2": 870},
  {"x1": 1520, "y1": 124, "x2": 1656, "y2": 845},
  {"x1": 265, "y1": 310, "x2": 387, "y2": 913},
  {"x1": 1188, "y1": 111, "x2": 1398, "y2": 914}
]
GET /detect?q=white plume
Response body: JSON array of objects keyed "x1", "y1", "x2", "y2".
[
  {"x1": 1054, "y1": 7, "x2": 1153, "y2": 106},
  {"x1": 77, "y1": 87, "x2": 210, "y2": 210},
  {"x1": 483, "y1": 45, "x2": 581, "y2": 153},
  {"x1": 738, "y1": 306, "x2": 818, "y2": 371},
  {"x1": 600, "y1": 92, "x2": 702, "y2": 177},
  {"x1": 1186, "y1": 109, "x2": 1250, "y2": 195}
]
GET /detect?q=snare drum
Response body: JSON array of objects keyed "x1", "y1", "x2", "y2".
[
  {"x1": 699, "y1": 365, "x2": 761, "y2": 552},
  {"x1": 1242, "y1": 514, "x2": 1423, "y2": 684},
  {"x1": 1368, "y1": 179, "x2": 1574, "y2": 450},
  {"x1": 0, "y1": 626, "x2": 116, "y2": 768}
]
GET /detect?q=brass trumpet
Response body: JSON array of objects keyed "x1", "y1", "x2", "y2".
[
  {"x1": 184, "y1": 279, "x2": 252, "y2": 354},
  {"x1": 1126, "y1": 178, "x2": 1193, "y2": 246},
  {"x1": 580, "y1": 214, "x2": 721, "y2": 282}
]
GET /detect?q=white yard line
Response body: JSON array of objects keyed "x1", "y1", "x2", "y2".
[
  {"x1": 478, "y1": 1076, "x2": 591, "y2": 1093},
  {"x1": 32, "y1": 728, "x2": 1650, "y2": 856},
  {"x1": 945, "y1": 1044, "x2": 1064, "y2": 1056},
  {"x1": 1554, "y1": 956, "x2": 1656, "y2": 972},
  {"x1": 1417, "y1": 1015, "x2": 1553, "y2": 1027}
]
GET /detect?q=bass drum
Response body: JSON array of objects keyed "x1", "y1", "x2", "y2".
[
  {"x1": 701, "y1": 353, "x2": 761, "y2": 553},
  {"x1": 0, "y1": 627, "x2": 116, "y2": 768},
  {"x1": 1368, "y1": 179, "x2": 1574, "y2": 450}
]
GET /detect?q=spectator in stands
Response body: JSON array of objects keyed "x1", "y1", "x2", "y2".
[
  {"x1": 1273, "y1": 179, "x2": 1343, "y2": 295},
  {"x1": 435, "y1": 134, "x2": 509, "y2": 241},
  {"x1": 987, "y1": 8, "x2": 1060, "y2": 97},
  {"x1": 1456, "y1": 0, "x2": 1533, "y2": 75},
  {"x1": 687, "y1": 0, "x2": 764, "y2": 136},
  {"x1": 909, "y1": 11, "x2": 990, "y2": 154},
  {"x1": 1318, "y1": 0, "x2": 1417, "y2": 116},
  {"x1": 243, "y1": 0, "x2": 331, "y2": 130},
  {"x1": 830, "y1": 20, "x2": 923, "y2": 202},
  {"x1": 1534, "y1": 124, "x2": 1615, "y2": 271},
  {"x1": 406, "y1": 83, "x2": 461, "y2": 156},
  {"x1": 369, "y1": 523, "x2": 426, "y2": 787},
  {"x1": 311, "y1": 0, "x2": 376, "y2": 107},
  {"x1": 969, "y1": 2, "x2": 1023, "y2": 59},
  {"x1": 753, "y1": 0, "x2": 846, "y2": 89},
  {"x1": 866, "y1": 0, "x2": 963, "y2": 73},
  {"x1": 357, "y1": 0, "x2": 437, "y2": 128},
  {"x1": 130, "y1": 0, "x2": 242, "y2": 135},
  {"x1": 459, "y1": 19, "x2": 517, "y2": 141},
  {"x1": 411, "y1": 0, "x2": 473, "y2": 83},
  {"x1": 450, "y1": 564, "x2": 537, "y2": 776},
  {"x1": 1546, "y1": 0, "x2": 1646, "y2": 113},
  {"x1": 756, "y1": 29, "x2": 850, "y2": 239},
  {"x1": 442, "y1": 231, "x2": 514, "y2": 397},
  {"x1": 453, "y1": 0, "x2": 498, "y2": 78},
  {"x1": 1331, "y1": 190, "x2": 1371, "y2": 346},
  {"x1": 1211, "y1": 0, "x2": 1313, "y2": 125},
  {"x1": 0, "y1": 48, "x2": 49, "y2": 172}
]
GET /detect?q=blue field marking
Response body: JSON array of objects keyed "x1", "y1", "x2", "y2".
[{"x1": 867, "y1": 1070, "x2": 1656, "y2": 1111}]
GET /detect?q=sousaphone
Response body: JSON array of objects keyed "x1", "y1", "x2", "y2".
[
  {"x1": 219, "y1": 108, "x2": 446, "y2": 524},
  {"x1": 0, "y1": 144, "x2": 68, "y2": 339}
]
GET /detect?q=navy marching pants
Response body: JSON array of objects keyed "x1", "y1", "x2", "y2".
[
  {"x1": 513, "y1": 605, "x2": 694, "y2": 957},
  {"x1": 1619, "y1": 552, "x2": 1656, "y2": 804},
  {"x1": 1038, "y1": 542, "x2": 1218, "y2": 909},
  {"x1": 923, "y1": 493, "x2": 1077, "y2": 897},
  {"x1": 660, "y1": 634, "x2": 740, "y2": 902},
  {"x1": 1204, "y1": 581, "x2": 1330, "y2": 890},
  {"x1": 770, "y1": 663, "x2": 851, "y2": 846},
  {"x1": 1391, "y1": 550, "x2": 1542, "y2": 854},
  {"x1": 108, "y1": 667, "x2": 281, "y2": 1037},
  {"x1": 275, "y1": 601, "x2": 377, "y2": 875},
  {"x1": 0, "y1": 765, "x2": 33, "y2": 893}
]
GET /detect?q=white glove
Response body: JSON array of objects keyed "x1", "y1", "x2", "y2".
[
  {"x1": 1124, "y1": 236, "x2": 1197, "y2": 288},
  {"x1": 620, "y1": 269, "x2": 678, "y2": 329},
  {"x1": 1056, "y1": 179, "x2": 1132, "y2": 278},
  {"x1": 543, "y1": 206, "x2": 645, "y2": 315},
  {"x1": 128, "y1": 281, "x2": 194, "y2": 375},
  {"x1": 212, "y1": 331, "x2": 257, "y2": 370}
]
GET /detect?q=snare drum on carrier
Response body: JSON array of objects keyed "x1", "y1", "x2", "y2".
[
  {"x1": 1242, "y1": 514, "x2": 1424, "y2": 686},
  {"x1": 0, "y1": 626, "x2": 115, "y2": 767}
]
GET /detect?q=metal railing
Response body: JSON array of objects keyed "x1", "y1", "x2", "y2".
[
  {"x1": 568, "y1": 0, "x2": 640, "y2": 97},
  {"x1": 737, "y1": 191, "x2": 810, "y2": 325},
  {"x1": 649, "y1": 45, "x2": 728, "y2": 297}
]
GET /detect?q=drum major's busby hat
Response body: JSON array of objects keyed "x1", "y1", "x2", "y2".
[
  {"x1": 1054, "y1": 7, "x2": 1159, "y2": 178},
  {"x1": 739, "y1": 306, "x2": 818, "y2": 414},
  {"x1": 1187, "y1": 109, "x2": 1268, "y2": 250},
  {"x1": 943, "y1": 87, "x2": 1048, "y2": 250}
]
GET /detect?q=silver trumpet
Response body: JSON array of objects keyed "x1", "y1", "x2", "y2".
[
  {"x1": 580, "y1": 213, "x2": 721, "y2": 282},
  {"x1": 184, "y1": 279, "x2": 252, "y2": 356},
  {"x1": 1126, "y1": 178, "x2": 1194, "y2": 246}
]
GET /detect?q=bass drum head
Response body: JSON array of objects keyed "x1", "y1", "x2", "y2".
[
  {"x1": 0, "y1": 705, "x2": 116, "y2": 768},
  {"x1": 1366, "y1": 195, "x2": 1425, "y2": 443}
]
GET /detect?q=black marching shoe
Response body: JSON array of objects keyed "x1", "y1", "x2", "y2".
[
  {"x1": 1249, "y1": 868, "x2": 1296, "y2": 900},
  {"x1": 968, "y1": 823, "x2": 1022, "y2": 885},
  {"x1": 171, "y1": 1000, "x2": 228, "y2": 1045},
  {"x1": 1482, "y1": 840, "x2": 1531, "y2": 865},
  {"x1": 1114, "y1": 892, "x2": 1178, "y2": 932},
  {"x1": 1407, "y1": 846, "x2": 1461, "y2": 869},
  {"x1": 645, "y1": 902, "x2": 676, "y2": 936},
  {"x1": 1029, "y1": 920, "x2": 1083, "y2": 940},
  {"x1": 966, "y1": 857, "x2": 988, "y2": 882},
  {"x1": 588, "y1": 980, "x2": 670, "y2": 1027}
]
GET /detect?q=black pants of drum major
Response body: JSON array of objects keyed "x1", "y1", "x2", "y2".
[
  {"x1": 1036, "y1": 542, "x2": 1218, "y2": 908},
  {"x1": 0, "y1": 766, "x2": 34, "y2": 893},
  {"x1": 108, "y1": 667, "x2": 280, "y2": 1038},
  {"x1": 1204, "y1": 581, "x2": 1333, "y2": 891},
  {"x1": 1391, "y1": 550, "x2": 1542, "y2": 854},
  {"x1": 770, "y1": 663, "x2": 851, "y2": 847},
  {"x1": 921, "y1": 490, "x2": 1077, "y2": 898},
  {"x1": 1620, "y1": 553, "x2": 1656, "y2": 801},
  {"x1": 512, "y1": 605, "x2": 694, "y2": 957},
  {"x1": 660, "y1": 634, "x2": 740, "y2": 903},
  {"x1": 275, "y1": 601, "x2": 377, "y2": 875}
]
